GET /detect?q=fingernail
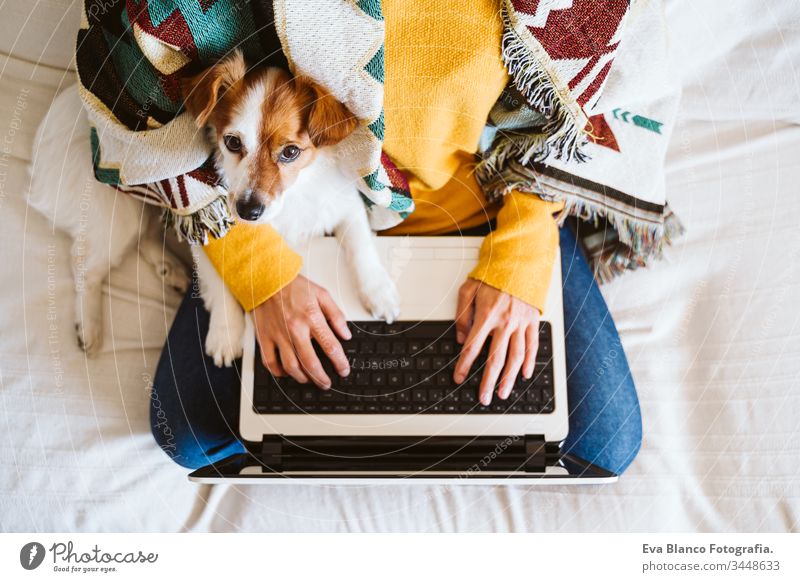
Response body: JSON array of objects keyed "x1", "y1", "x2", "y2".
[
  {"x1": 344, "y1": 330, "x2": 352, "y2": 340},
  {"x1": 453, "y1": 372, "x2": 463, "y2": 384},
  {"x1": 456, "y1": 331, "x2": 464, "y2": 344},
  {"x1": 340, "y1": 368, "x2": 350, "y2": 377},
  {"x1": 481, "y1": 395, "x2": 491, "y2": 406}
]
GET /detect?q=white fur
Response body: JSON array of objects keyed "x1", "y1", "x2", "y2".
[
  {"x1": 30, "y1": 81, "x2": 397, "y2": 366},
  {"x1": 194, "y1": 73, "x2": 400, "y2": 366},
  {"x1": 27, "y1": 85, "x2": 189, "y2": 355},
  {"x1": 196, "y1": 145, "x2": 401, "y2": 366},
  {"x1": 216, "y1": 79, "x2": 271, "y2": 206}
]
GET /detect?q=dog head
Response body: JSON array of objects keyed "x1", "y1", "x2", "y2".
[{"x1": 181, "y1": 50, "x2": 358, "y2": 223}]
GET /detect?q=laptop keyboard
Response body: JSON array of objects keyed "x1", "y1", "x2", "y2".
[{"x1": 253, "y1": 321, "x2": 555, "y2": 415}]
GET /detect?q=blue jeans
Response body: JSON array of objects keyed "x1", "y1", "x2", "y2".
[{"x1": 151, "y1": 226, "x2": 642, "y2": 474}]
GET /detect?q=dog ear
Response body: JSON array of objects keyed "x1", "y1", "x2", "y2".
[
  {"x1": 295, "y1": 76, "x2": 358, "y2": 147},
  {"x1": 181, "y1": 50, "x2": 247, "y2": 128}
]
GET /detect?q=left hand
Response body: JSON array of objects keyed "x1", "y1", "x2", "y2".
[{"x1": 453, "y1": 278, "x2": 540, "y2": 405}]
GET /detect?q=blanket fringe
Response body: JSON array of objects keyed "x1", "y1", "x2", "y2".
[
  {"x1": 162, "y1": 195, "x2": 234, "y2": 245},
  {"x1": 476, "y1": 131, "x2": 549, "y2": 191},
  {"x1": 562, "y1": 197, "x2": 685, "y2": 283},
  {"x1": 483, "y1": 175, "x2": 685, "y2": 283},
  {"x1": 498, "y1": 4, "x2": 589, "y2": 165}
]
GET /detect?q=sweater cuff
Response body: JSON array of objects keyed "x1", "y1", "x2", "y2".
[
  {"x1": 468, "y1": 192, "x2": 562, "y2": 313},
  {"x1": 203, "y1": 222, "x2": 303, "y2": 312}
]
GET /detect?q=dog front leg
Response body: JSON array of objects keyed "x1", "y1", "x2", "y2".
[
  {"x1": 190, "y1": 246, "x2": 245, "y2": 367},
  {"x1": 334, "y1": 211, "x2": 400, "y2": 323}
]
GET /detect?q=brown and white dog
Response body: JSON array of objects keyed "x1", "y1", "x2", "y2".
[
  {"x1": 182, "y1": 51, "x2": 400, "y2": 367},
  {"x1": 29, "y1": 51, "x2": 399, "y2": 364}
]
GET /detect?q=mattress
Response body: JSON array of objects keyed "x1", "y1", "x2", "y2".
[{"x1": 0, "y1": 1, "x2": 798, "y2": 532}]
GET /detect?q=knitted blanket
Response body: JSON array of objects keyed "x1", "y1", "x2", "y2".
[
  {"x1": 478, "y1": 0, "x2": 683, "y2": 280},
  {"x1": 78, "y1": 0, "x2": 679, "y2": 278},
  {"x1": 77, "y1": 0, "x2": 413, "y2": 244}
]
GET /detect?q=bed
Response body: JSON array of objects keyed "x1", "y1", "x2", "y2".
[{"x1": 1, "y1": 0, "x2": 798, "y2": 532}]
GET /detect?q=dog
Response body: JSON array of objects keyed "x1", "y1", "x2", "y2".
[
  {"x1": 181, "y1": 51, "x2": 400, "y2": 367},
  {"x1": 27, "y1": 85, "x2": 189, "y2": 355},
  {"x1": 28, "y1": 51, "x2": 399, "y2": 366}
]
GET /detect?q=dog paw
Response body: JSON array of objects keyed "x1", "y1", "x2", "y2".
[
  {"x1": 75, "y1": 320, "x2": 102, "y2": 356},
  {"x1": 360, "y1": 279, "x2": 401, "y2": 324},
  {"x1": 205, "y1": 321, "x2": 244, "y2": 367}
]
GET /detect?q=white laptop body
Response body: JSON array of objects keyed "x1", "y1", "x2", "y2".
[{"x1": 190, "y1": 236, "x2": 618, "y2": 484}]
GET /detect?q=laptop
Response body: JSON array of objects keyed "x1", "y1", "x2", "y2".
[{"x1": 190, "y1": 236, "x2": 617, "y2": 484}]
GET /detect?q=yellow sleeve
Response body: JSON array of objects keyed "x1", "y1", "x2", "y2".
[
  {"x1": 469, "y1": 191, "x2": 564, "y2": 313},
  {"x1": 203, "y1": 222, "x2": 303, "y2": 312}
]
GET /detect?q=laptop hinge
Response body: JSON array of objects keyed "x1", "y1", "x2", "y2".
[
  {"x1": 524, "y1": 434, "x2": 547, "y2": 473},
  {"x1": 260, "y1": 434, "x2": 548, "y2": 474},
  {"x1": 261, "y1": 435, "x2": 283, "y2": 472}
]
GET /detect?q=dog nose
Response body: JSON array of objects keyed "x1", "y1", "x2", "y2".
[{"x1": 235, "y1": 196, "x2": 265, "y2": 221}]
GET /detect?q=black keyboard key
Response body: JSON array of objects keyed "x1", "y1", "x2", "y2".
[
  {"x1": 363, "y1": 322, "x2": 384, "y2": 334},
  {"x1": 385, "y1": 323, "x2": 404, "y2": 335},
  {"x1": 440, "y1": 341, "x2": 455, "y2": 355},
  {"x1": 253, "y1": 320, "x2": 556, "y2": 415}
]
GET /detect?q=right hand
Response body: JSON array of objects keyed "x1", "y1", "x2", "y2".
[{"x1": 252, "y1": 275, "x2": 351, "y2": 388}]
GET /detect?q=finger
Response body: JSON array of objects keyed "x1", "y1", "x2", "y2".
[
  {"x1": 523, "y1": 323, "x2": 539, "y2": 379},
  {"x1": 454, "y1": 281, "x2": 478, "y2": 344},
  {"x1": 497, "y1": 329, "x2": 525, "y2": 399},
  {"x1": 290, "y1": 324, "x2": 332, "y2": 389},
  {"x1": 478, "y1": 330, "x2": 511, "y2": 405},
  {"x1": 317, "y1": 288, "x2": 352, "y2": 340},
  {"x1": 453, "y1": 313, "x2": 493, "y2": 384},
  {"x1": 259, "y1": 340, "x2": 286, "y2": 377},
  {"x1": 277, "y1": 338, "x2": 310, "y2": 384},
  {"x1": 310, "y1": 315, "x2": 350, "y2": 377}
]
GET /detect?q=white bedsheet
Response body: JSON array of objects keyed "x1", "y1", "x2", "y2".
[{"x1": 1, "y1": 1, "x2": 798, "y2": 533}]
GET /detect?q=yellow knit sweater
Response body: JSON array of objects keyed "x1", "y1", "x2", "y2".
[{"x1": 204, "y1": 0, "x2": 560, "y2": 313}]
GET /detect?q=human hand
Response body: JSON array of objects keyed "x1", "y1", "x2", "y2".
[
  {"x1": 252, "y1": 275, "x2": 351, "y2": 388},
  {"x1": 453, "y1": 278, "x2": 540, "y2": 405}
]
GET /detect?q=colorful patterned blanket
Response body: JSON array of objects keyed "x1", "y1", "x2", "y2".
[
  {"x1": 78, "y1": 0, "x2": 413, "y2": 243},
  {"x1": 78, "y1": 0, "x2": 679, "y2": 278}
]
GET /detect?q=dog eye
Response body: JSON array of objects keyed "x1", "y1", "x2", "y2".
[
  {"x1": 279, "y1": 145, "x2": 301, "y2": 163},
  {"x1": 223, "y1": 134, "x2": 242, "y2": 153}
]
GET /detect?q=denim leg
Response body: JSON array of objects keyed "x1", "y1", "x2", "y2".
[
  {"x1": 559, "y1": 226, "x2": 642, "y2": 475},
  {"x1": 150, "y1": 280, "x2": 245, "y2": 469}
]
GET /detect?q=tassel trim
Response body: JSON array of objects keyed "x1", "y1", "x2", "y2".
[
  {"x1": 498, "y1": 3, "x2": 590, "y2": 165},
  {"x1": 485, "y1": 175, "x2": 685, "y2": 283},
  {"x1": 162, "y1": 195, "x2": 235, "y2": 245}
]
